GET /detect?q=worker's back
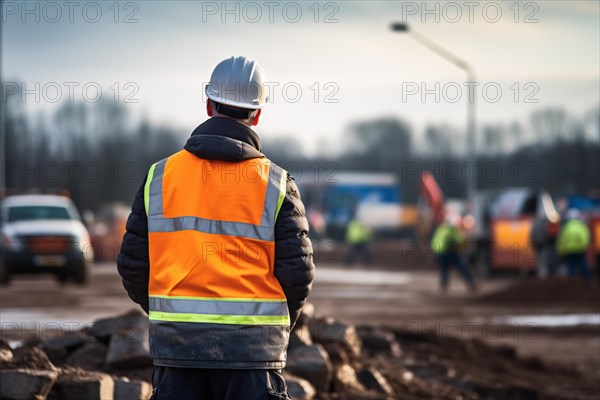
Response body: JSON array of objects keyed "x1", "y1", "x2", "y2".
[
  {"x1": 431, "y1": 223, "x2": 464, "y2": 254},
  {"x1": 144, "y1": 131, "x2": 291, "y2": 368},
  {"x1": 557, "y1": 219, "x2": 590, "y2": 256},
  {"x1": 346, "y1": 219, "x2": 372, "y2": 245}
]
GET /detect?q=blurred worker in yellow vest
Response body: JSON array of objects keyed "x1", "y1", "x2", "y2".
[
  {"x1": 556, "y1": 209, "x2": 592, "y2": 282},
  {"x1": 431, "y1": 213, "x2": 476, "y2": 292},
  {"x1": 344, "y1": 216, "x2": 373, "y2": 266}
]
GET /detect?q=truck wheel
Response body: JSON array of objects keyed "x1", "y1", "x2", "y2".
[
  {"x1": 57, "y1": 273, "x2": 69, "y2": 285},
  {"x1": 0, "y1": 262, "x2": 10, "y2": 286},
  {"x1": 72, "y1": 261, "x2": 90, "y2": 285}
]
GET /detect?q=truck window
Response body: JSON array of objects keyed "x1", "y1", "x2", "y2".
[
  {"x1": 8, "y1": 206, "x2": 72, "y2": 222},
  {"x1": 521, "y1": 195, "x2": 537, "y2": 216},
  {"x1": 491, "y1": 193, "x2": 522, "y2": 218}
]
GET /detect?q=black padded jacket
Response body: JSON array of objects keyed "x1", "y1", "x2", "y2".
[{"x1": 116, "y1": 117, "x2": 315, "y2": 331}]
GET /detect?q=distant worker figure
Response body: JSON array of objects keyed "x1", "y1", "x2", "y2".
[
  {"x1": 344, "y1": 217, "x2": 373, "y2": 265},
  {"x1": 431, "y1": 215, "x2": 476, "y2": 292},
  {"x1": 556, "y1": 209, "x2": 592, "y2": 282},
  {"x1": 117, "y1": 56, "x2": 315, "y2": 400}
]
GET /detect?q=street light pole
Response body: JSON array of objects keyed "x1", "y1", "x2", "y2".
[
  {"x1": 390, "y1": 22, "x2": 477, "y2": 201},
  {"x1": 0, "y1": 93, "x2": 5, "y2": 201}
]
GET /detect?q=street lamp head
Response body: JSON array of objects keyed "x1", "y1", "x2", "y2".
[{"x1": 390, "y1": 22, "x2": 410, "y2": 32}]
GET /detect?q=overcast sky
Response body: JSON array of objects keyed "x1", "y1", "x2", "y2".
[{"x1": 2, "y1": 1, "x2": 599, "y2": 154}]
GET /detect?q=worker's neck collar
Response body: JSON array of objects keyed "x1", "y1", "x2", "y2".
[{"x1": 190, "y1": 117, "x2": 261, "y2": 151}]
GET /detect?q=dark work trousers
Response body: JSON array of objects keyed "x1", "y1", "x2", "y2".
[
  {"x1": 438, "y1": 251, "x2": 475, "y2": 289},
  {"x1": 565, "y1": 252, "x2": 592, "y2": 282},
  {"x1": 344, "y1": 242, "x2": 373, "y2": 265},
  {"x1": 151, "y1": 366, "x2": 291, "y2": 400}
]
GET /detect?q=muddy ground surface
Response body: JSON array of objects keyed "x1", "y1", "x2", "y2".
[{"x1": 0, "y1": 247, "x2": 598, "y2": 399}]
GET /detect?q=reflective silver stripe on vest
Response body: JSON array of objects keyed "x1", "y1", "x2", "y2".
[
  {"x1": 148, "y1": 158, "x2": 166, "y2": 218},
  {"x1": 147, "y1": 156, "x2": 286, "y2": 242},
  {"x1": 149, "y1": 296, "x2": 289, "y2": 317},
  {"x1": 261, "y1": 161, "x2": 284, "y2": 226},
  {"x1": 148, "y1": 217, "x2": 274, "y2": 241}
]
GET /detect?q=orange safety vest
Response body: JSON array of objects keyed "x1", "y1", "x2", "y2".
[{"x1": 144, "y1": 149, "x2": 290, "y2": 367}]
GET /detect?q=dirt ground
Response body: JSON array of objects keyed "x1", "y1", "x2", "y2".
[{"x1": 0, "y1": 246, "x2": 599, "y2": 399}]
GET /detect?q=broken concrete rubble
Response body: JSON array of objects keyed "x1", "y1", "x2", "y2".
[
  {"x1": 0, "y1": 305, "x2": 594, "y2": 400},
  {"x1": 113, "y1": 376, "x2": 153, "y2": 400},
  {"x1": 0, "y1": 339, "x2": 13, "y2": 363},
  {"x1": 357, "y1": 366, "x2": 394, "y2": 395},
  {"x1": 284, "y1": 373, "x2": 317, "y2": 400},
  {"x1": 356, "y1": 326, "x2": 402, "y2": 358},
  {"x1": 309, "y1": 317, "x2": 362, "y2": 358},
  {"x1": 286, "y1": 343, "x2": 333, "y2": 393},
  {"x1": 65, "y1": 342, "x2": 108, "y2": 371},
  {"x1": 11, "y1": 346, "x2": 57, "y2": 372},
  {"x1": 331, "y1": 363, "x2": 366, "y2": 393},
  {"x1": 49, "y1": 369, "x2": 114, "y2": 400},
  {"x1": 0, "y1": 369, "x2": 58, "y2": 400},
  {"x1": 87, "y1": 310, "x2": 147, "y2": 342},
  {"x1": 106, "y1": 327, "x2": 152, "y2": 368}
]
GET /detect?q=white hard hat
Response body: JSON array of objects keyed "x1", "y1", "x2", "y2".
[
  {"x1": 566, "y1": 208, "x2": 582, "y2": 220},
  {"x1": 444, "y1": 213, "x2": 460, "y2": 227},
  {"x1": 205, "y1": 56, "x2": 268, "y2": 110}
]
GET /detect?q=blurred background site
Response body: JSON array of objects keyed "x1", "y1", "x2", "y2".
[{"x1": 0, "y1": 1, "x2": 599, "y2": 399}]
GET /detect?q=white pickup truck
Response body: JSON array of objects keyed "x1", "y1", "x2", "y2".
[{"x1": 1, "y1": 194, "x2": 93, "y2": 285}]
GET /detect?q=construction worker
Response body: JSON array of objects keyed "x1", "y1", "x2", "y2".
[
  {"x1": 430, "y1": 214, "x2": 476, "y2": 292},
  {"x1": 556, "y1": 208, "x2": 591, "y2": 282},
  {"x1": 117, "y1": 56, "x2": 315, "y2": 400},
  {"x1": 344, "y1": 216, "x2": 373, "y2": 265}
]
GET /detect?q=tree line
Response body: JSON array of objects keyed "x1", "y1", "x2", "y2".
[{"x1": 2, "y1": 86, "x2": 599, "y2": 212}]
